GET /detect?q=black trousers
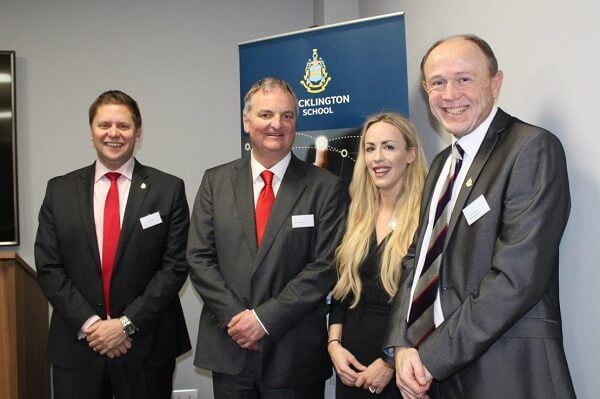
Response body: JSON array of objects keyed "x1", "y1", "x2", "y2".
[
  {"x1": 52, "y1": 357, "x2": 175, "y2": 399},
  {"x1": 212, "y1": 351, "x2": 325, "y2": 399}
]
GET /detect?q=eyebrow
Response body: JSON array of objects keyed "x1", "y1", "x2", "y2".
[{"x1": 365, "y1": 139, "x2": 398, "y2": 145}]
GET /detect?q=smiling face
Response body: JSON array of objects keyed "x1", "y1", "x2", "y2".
[
  {"x1": 364, "y1": 121, "x2": 416, "y2": 196},
  {"x1": 422, "y1": 37, "x2": 503, "y2": 138},
  {"x1": 91, "y1": 104, "x2": 141, "y2": 170},
  {"x1": 243, "y1": 86, "x2": 297, "y2": 168}
]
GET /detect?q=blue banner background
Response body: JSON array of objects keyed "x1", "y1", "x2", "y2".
[{"x1": 239, "y1": 13, "x2": 408, "y2": 183}]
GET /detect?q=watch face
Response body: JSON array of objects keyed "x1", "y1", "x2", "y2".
[{"x1": 121, "y1": 317, "x2": 135, "y2": 335}]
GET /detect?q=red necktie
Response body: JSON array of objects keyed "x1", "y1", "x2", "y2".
[
  {"x1": 255, "y1": 170, "x2": 274, "y2": 246},
  {"x1": 102, "y1": 172, "x2": 121, "y2": 317},
  {"x1": 407, "y1": 144, "x2": 464, "y2": 347}
]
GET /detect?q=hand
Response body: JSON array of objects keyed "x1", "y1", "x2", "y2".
[
  {"x1": 105, "y1": 338, "x2": 133, "y2": 358},
  {"x1": 354, "y1": 358, "x2": 394, "y2": 394},
  {"x1": 84, "y1": 319, "x2": 128, "y2": 355},
  {"x1": 227, "y1": 309, "x2": 266, "y2": 349},
  {"x1": 328, "y1": 340, "x2": 367, "y2": 386},
  {"x1": 394, "y1": 347, "x2": 433, "y2": 399}
]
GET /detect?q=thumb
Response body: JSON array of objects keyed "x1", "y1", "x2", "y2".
[{"x1": 410, "y1": 357, "x2": 428, "y2": 386}]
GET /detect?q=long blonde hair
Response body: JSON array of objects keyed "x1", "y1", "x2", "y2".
[{"x1": 332, "y1": 112, "x2": 427, "y2": 308}]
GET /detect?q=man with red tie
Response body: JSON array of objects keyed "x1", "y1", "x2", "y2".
[
  {"x1": 187, "y1": 77, "x2": 347, "y2": 398},
  {"x1": 35, "y1": 90, "x2": 191, "y2": 398}
]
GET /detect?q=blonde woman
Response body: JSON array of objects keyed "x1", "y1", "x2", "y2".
[{"x1": 328, "y1": 112, "x2": 427, "y2": 398}]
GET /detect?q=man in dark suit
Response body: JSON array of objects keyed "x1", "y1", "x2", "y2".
[
  {"x1": 35, "y1": 90, "x2": 191, "y2": 399},
  {"x1": 383, "y1": 35, "x2": 576, "y2": 398},
  {"x1": 187, "y1": 77, "x2": 346, "y2": 398}
]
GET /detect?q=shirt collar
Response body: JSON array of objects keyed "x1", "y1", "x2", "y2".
[
  {"x1": 250, "y1": 151, "x2": 291, "y2": 183},
  {"x1": 94, "y1": 157, "x2": 135, "y2": 183},
  {"x1": 453, "y1": 106, "x2": 498, "y2": 159}
]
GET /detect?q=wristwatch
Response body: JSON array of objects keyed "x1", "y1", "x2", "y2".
[{"x1": 119, "y1": 316, "x2": 137, "y2": 336}]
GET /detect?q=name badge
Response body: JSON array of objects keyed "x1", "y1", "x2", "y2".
[
  {"x1": 140, "y1": 212, "x2": 162, "y2": 229},
  {"x1": 462, "y1": 195, "x2": 490, "y2": 225},
  {"x1": 292, "y1": 214, "x2": 314, "y2": 228}
]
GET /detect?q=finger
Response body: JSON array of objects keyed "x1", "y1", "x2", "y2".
[
  {"x1": 349, "y1": 357, "x2": 367, "y2": 371},
  {"x1": 355, "y1": 375, "x2": 366, "y2": 388}
]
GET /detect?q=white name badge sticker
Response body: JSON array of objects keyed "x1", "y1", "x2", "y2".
[
  {"x1": 292, "y1": 214, "x2": 315, "y2": 228},
  {"x1": 462, "y1": 195, "x2": 490, "y2": 225},
  {"x1": 140, "y1": 212, "x2": 162, "y2": 229}
]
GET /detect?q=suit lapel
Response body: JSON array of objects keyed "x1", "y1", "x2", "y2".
[
  {"x1": 233, "y1": 158, "x2": 259, "y2": 259},
  {"x1": 446, "y1": 109, "x2": 510, "y2": 245},
  {"x1": 114, "y1": 160, "x2": 149, "y2": 270},
  {"x1": 254, "y1": 155, "x2": 307, "y2": 268},
  {"x1": 77, "y1": 164, "x2": 100, "y2": 267}
]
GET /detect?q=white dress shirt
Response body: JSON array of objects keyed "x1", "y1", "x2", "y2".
[
  {"x1": 248, "y1": 150, "x2": 292, "y2": 334},
  {"x1": 79, "y1": 157, "x2": 135, "y2": 336},
  {"x1": 408, "y1": 107, "x2": 498, "y2": 326}
]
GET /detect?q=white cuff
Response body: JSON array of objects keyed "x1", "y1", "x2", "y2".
[
  {"x1": 78, "y1": 315, "x2": 101, "y2": 340},
  {"x1": 252, "y1": 309, "x2": 269, "y2": 335}
]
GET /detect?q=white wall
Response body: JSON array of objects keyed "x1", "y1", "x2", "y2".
[
  {"x1": 355, "y1": 1, "x2": 597, "y2": 398},
  {"x1": 2, "y1": 0, "x2": 597, "y2": 397},
  {"x1": 0, "y1": 0, "x2": 314, "y2": 397}
]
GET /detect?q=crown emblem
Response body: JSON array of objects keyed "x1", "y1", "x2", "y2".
[{"x1": 300, "y1": 48, "x2": 331, "y2": 93}]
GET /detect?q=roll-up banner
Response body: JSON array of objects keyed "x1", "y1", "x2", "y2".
[{"x1": 239, "y1": 12, "x2": 408, "y2": 185}]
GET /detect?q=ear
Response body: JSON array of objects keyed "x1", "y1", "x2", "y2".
[
  {"x1": 135, "y1": 127, "x2": 142, "y2": 142},
  {"x1": 407, "y1": 147, "x2": 417, "y2": 164},
  {"x1": 491, "y1": 70, "x2": 503, "y2": 100},
  {"x1": 242, "y1": 113, "x2": 250, "y2": 134}
]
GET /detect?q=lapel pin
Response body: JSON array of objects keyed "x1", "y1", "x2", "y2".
[
  {"x1": 465, "y1": 178, "x2": 473, "y2": 188},
  {"x1": 140, "y1": 183, "x2": 147, "y2": 190}
]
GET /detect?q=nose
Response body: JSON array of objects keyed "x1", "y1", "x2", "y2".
[
  {"x1": 270, "y1": 115, "x2": 281, "y2": 130},
  {"x1": 374, "y1": 147, "x2": 384, "y2": 161},
  {"x1": 441, "y1": 80, "x2": 461, "y2": 100},
  {"x1": 107, "y1": 126, "x2": 119, "y2": 137}
]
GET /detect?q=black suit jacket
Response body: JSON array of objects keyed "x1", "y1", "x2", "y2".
[
  {"x1": 35, "y1": 160, "x2": 191, "y2": 369},
  {"x1": 384, "y1": 109, "x2": 576, "y2": 398},
  {"x1": 187, "y1": 154, "x2": 346, "y2": 387}
]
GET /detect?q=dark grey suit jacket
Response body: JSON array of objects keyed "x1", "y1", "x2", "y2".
[
  {"x1": 384, "y1": 109, "x2": 576, "y2": 398},
  {"x1": 187, "y1": 154, "x2": 346, "y2": 388},
  {"x1": 35, "y1": 160, "x2": 191, "y2": 369}
]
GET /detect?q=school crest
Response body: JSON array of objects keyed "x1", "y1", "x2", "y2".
[{"x1": 300, "y1": 48, "x2": 332, "y2": 93}]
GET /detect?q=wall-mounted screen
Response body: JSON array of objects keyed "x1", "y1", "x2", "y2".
[{"x1": 0, "y1": 51, "x2": 18, "y2": 246}]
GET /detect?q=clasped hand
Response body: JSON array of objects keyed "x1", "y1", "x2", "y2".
[
  {"x1": 394, "y1": 347, "x2": 433, "y2": 399},
  {"x1": 85, "y1": 319, "x2": 132, "y2": 358},
  {"x1": 329, "y1": 342, "x2": 394, "y2": 394},
  {"x1": 227, "y1": 309, "x2": 265, "y2": 351}
]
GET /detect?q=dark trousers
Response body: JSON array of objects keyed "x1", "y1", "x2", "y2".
[
  {"x1": 212, "y1": 351, "x2": 325, "y2": 399},
  {"x1": 52, "y1": 357, "x2": 175, "y2": 399}
]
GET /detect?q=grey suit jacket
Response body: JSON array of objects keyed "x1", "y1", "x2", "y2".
[
  {"x1": 35, "y1": 160, "x2": 191, "y2": 369},
  {"x1": 187, "y1": 154, "x2": 346, "y2": 388},
  {"x1": 384, "y1": 109, "x2": 576, "y2": 398}
]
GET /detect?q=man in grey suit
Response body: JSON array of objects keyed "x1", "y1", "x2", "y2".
[
  {"x1": 383, "y1": 35, "x2": 576, "y2": 398},
  {"x1": 187, "y1": 77, "x2": 346, "y2": 398}
]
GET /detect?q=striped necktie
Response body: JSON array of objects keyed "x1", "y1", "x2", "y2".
[{"x1": 407, "y1": 144, "x2": 464, "y2": 347}]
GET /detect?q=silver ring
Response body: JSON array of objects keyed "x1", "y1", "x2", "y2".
[{"x1": 369, "y1": 386, "x2": 376, "y2": 393}]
